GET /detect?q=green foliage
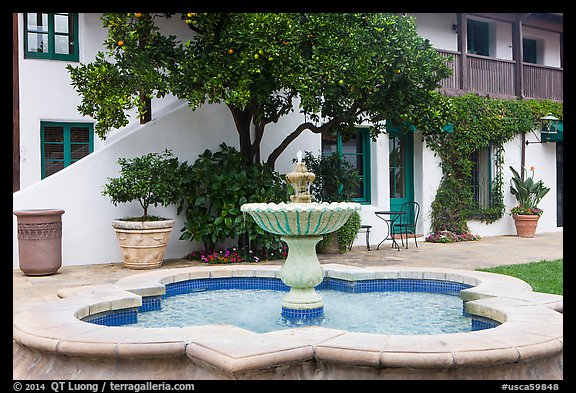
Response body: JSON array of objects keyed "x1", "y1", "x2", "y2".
[
  {"x1": 422, "y1": 94, "x2": 562, "y2": 235},
  {"x1": 509, "y1": 166, "x2": 550, "y2": 215},
  {"x1": 178, "y1": 143, "x2": 288, "y2": 253},
  {"x1": 67, "y1": 13, "x2": 179, "y2": 138},
  {"x1": 429, "y1": 174, "x2": 474, "y2": 234},
  {"x1": 68, "y1": 13, "x2": 451, "y2": 166},
  {"x1": 102, "y1": 150, "x2": 190, "y2": 219},
  {"x1": 336, "y1": 210, "x2": 362, "y2": 252},
  {"x1": 301, "y1": 151, "x2": 360, "y2": 203},
  {"x1": 523, "y1": 99, "x2": 563, "y2": 123},
  {"x1": 301, "y1": 151, "x2": 361, "y2": 252}
]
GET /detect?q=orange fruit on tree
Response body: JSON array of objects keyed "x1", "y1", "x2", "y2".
[{"x1": 117, "y1": 40, "x2": 124, "y2": 47}]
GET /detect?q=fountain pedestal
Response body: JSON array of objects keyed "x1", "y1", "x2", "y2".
[{"x1": 279, "y1": 235, "x2": 324, "y2": 318}]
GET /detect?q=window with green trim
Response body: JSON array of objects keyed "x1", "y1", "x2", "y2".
[
  {"x1": 24, "y1": 13, "x2": 79, "y2": 61},
  {"x1": 41, "y1": 122, "x2": 94, "y2": 179},
  {"x1": 470, "y1": 145, "x2": 497, "y2": 209},
  {"x1": 467, "y1": 19, "x2": 490, "y2": 56},
  {"x1": 321, "y1": 128, "x2": 371, "y2": 203}
]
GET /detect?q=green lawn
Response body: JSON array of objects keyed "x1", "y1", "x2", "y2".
[{"x1": 477, "y1": 259, "x2": 563, "y2": 295}]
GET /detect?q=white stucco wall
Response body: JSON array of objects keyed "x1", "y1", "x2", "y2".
[
  {"x1": 13, "y1": 100, "x2": 318, "y2": 268},
  {"x1": 413, "y1": 13, "x2": 458, "y2": 52},
  {"x1": 413, "y1": 134, "x2": 444, "y2": 237}
]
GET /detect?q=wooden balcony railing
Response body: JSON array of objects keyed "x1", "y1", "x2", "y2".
[
  {"x1": 436, "y1": 49, "x2": 563, "y2": 102},
  {"x1": 523, "y1": 63, "x2": 563, "y2": 101},
  {"x1": 437, "y1": 50, "x2": 459, "y2": 90}
]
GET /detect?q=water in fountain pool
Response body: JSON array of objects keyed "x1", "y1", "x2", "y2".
[{"x1": 131, "y1": 288, "x2": 473, "y2": 335}]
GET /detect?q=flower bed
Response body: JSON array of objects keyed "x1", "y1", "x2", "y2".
[
  {"x1": 425, "y1": 230, "x2": 481, "y2": 243},
  {"x1": 186, "y1": 245, "x2": 288, "y2": 264}
]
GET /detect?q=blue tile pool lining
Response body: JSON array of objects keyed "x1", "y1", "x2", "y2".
[
  {"x1": 82, "y1": 276, "x2": 500, "y2": 330},
  {"x1": 282, "y1": 306, "x2": 324, "y2": 320}
]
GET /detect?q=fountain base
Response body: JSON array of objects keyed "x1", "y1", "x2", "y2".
[
  {"x1": 279, "y1": 235, "x2": 325, "y2": 317},
  {"x1": 281, "y1": 306, "x2": 324, "y2": 320},
  {"x1": 281, "y1": 287, "x2": 324, "y2": 311}
]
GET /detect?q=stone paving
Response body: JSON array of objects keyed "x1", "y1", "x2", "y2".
[{"x1": 13, "y1": 232, "x2": 563, "y2": 317}]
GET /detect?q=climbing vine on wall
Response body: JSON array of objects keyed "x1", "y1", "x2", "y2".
[{"x1": 421, "y1": 93, "x2": 562, "y2": 237}]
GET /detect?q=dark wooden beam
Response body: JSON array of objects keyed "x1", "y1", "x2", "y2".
[
  {"x1": 512, "y1": 17, "x2": 524, "y2": 98},
  {"x1": 13, "y1": 13, "x2": 20, "y2": 192},
  {"x1": 457, "y1": 13, "x2": 468, "y2": 91}
]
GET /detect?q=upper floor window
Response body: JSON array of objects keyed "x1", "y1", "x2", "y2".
[
  {"x1": 41, "y1": 121, "x2": 93, "y2": 179},
  {"x1": 523, "y1": 38, "x2": 538, "y2": 64},
  {"x1": 321, "y1": 128, "x2": 371, "y2": 204},
  {"x1": 24, "y1": 13, "x2": 79, "y2": 61},
  {"x1": 467, "y1": 19, "x2": 490, "y2": 57}
]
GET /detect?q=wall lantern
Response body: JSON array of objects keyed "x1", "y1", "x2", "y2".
[
  {"x1": 540, "y1": 113, "x2": 559, "y2": 141},
  {"x1": 526, "y1": 113, "x2": 560, "y2": 145}
]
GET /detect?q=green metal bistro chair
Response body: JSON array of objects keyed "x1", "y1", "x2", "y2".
[{"x1": 395, "y1": 201, "x2": 420, "y2": 249}]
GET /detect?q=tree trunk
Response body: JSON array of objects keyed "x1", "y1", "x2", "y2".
[
  {"x1": 228, "y1": 106, "x2": 254, "y2": 165},
  {"x1": 139, "y1": 93, "x2": 151, "y2": 124}
]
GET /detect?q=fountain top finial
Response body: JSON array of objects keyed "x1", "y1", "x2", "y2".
[{"x1": 286, "y1": 151, "x2": 315, "y2": 203}]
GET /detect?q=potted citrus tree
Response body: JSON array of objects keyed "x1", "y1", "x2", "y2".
[
  {"x1": 103, "y1": 150, "x2": 190, "y2": 269},
  {"x1": 509, "y1": 165, "x2": 550, "y2": 238}
]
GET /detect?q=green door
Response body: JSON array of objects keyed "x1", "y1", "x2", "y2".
[{"x1": 389, "y1": 130, "x2": 414, "y2": 232}]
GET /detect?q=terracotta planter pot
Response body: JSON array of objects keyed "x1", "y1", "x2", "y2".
[
  {"x1": 14, "y1": 209, "x2": 65, "y2": 276},
  {"x1": 513, "y1": 214, "x2": 540, "y2": 238},
  {"x1": 112, "y1": 219, "x2": 174, "y2": 269},
  {"x1": 317, "y1": 232, "x2": 341, "y2": 254}
]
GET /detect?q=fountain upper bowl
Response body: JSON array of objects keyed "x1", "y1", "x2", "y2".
[{"x1": 241, "y1": 202, "x2": 361, "y2": 236}]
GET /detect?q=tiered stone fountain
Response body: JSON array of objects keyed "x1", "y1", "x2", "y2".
[{"x1": 241, "y1": 152, "x2": 361, "y2": 320}]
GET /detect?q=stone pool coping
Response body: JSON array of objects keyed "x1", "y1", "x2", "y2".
[{"x1": 13, "y1": 264, "x2": 563, "y2": 379}]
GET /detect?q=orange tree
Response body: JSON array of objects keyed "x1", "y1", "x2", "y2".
[{"x1": 68, "y1": 13, "x2": 451, "y2": 169}]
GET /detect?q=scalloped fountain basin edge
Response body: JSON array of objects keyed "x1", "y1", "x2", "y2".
[
  {"x1": 13, "y1": 264, "x2": 563, "y2": 380},
  {"x1": 240, "y1": 202, "x2": 362, "y2": 236}
]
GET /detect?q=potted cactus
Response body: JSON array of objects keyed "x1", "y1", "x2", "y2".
[
  {"x1": 509, "y1": 166, "x2": 550, "y2": 238},
  {"x1": 103, "y1": 150, "x2": 189, "y2": 269}
]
